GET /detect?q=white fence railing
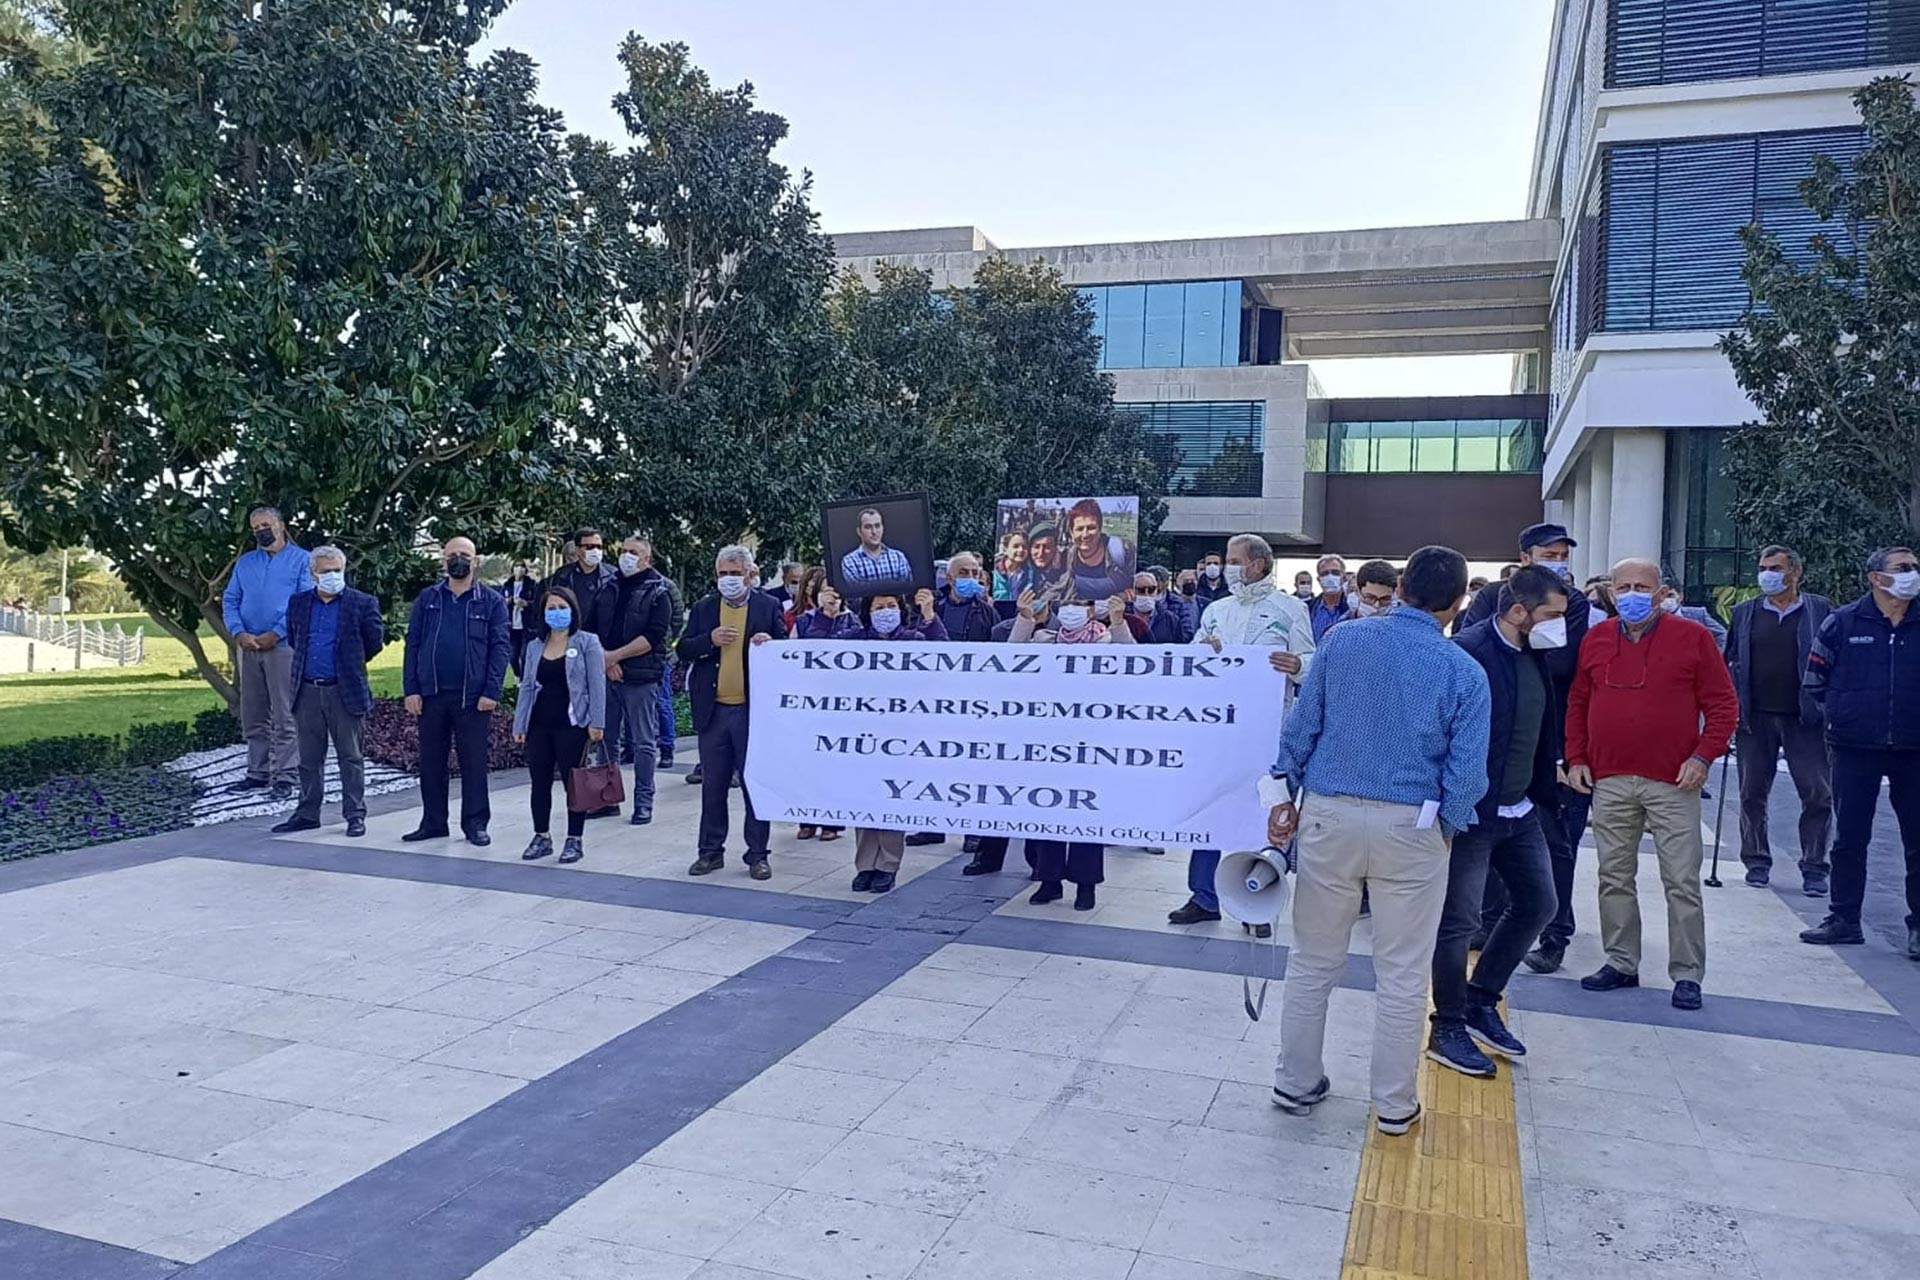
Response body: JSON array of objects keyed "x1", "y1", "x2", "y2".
[{"x1": 0, "y1": 607, "x2": 145, "y2": 668}]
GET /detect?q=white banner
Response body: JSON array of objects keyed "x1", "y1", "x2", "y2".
[{"x1": 745, "y1": 640, "x2": 1283, "y2": 849}]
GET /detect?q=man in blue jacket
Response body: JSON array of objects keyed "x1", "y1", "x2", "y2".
[
  {"x1": 1800, "y1": 546, "x2": 1920, "y2": 958},
  {"x1": 401, "y1": 536, "x2": 511, "y2": 847},
  {"x1": 222, "y1": 506, "x2": 312, "y2": 798},
  {"x1": 1724, "y1": 545, "x2": 1833, "y2": 894},
  {"x1": 272, "y1": 546, "x2": 384, "y2": 838},
  {"x1": 677, "y1": 545, "x2": 787, "y2": 880},
  {"x1": 1429, "y1": 565, "x2": 1566, "y2": 1078}
]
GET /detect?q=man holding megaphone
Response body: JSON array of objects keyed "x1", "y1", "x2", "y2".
[{"x1": 1264, "y1": 547, "x2": 1491, "y2": 1138}]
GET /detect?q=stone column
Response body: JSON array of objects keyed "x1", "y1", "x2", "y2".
[{"x1": 1606, "y1": 429, "x2": 1666, "y2": 570}]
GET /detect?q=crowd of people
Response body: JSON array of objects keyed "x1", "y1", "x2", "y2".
[{"x1": 223, "y1": 505, "x2": 1920, "y2": 1136}]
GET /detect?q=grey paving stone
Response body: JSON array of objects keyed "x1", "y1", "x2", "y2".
[
  {"x1": 507, "y1": 990, "x2": 672, "y2": 1040},
  {"x1": 922, "y1": 942, "x2": 1050, "y2": 978},
  {"x1": 319, "y1": 1058, "x2": 524, "y2": 1126},
  {"x1": 1124, "y1": 1256, "x2": 1276, "y2": 1280},
  {"x1": 1525, "y1": 1081, "x2": 1701, "y2": 1146},
  {"x1": 1140, "y1": 1182, "x2": 1348, "y2": 1280},
  {"x1": 469, "y1": 949, "x2": 618, "y2": 993},
  {"x1": 1199, "y1": 1081, "x2": 1369, "y2": 1154},
  {"x1": 1535, "y1": 1126, "x2": 1719, "y2": 1199},
  {"x1": 879, "y1": 964, "x2": 1023, "y2": 1007},
  {"x1": 198, "y1": 1043, "x2": 400, "y2": 1108},
  {"x1": 1738, "y1": 1210, "x2": 1920, "y2": 1280},
  {"x1": 1011, "y1": 1102, "x2": 1192, "y2": 1183},
  {"x1": 467, "y1": 1230, "x2": 703, "y2": 1280},
  {"x1": 712, "y1": 1187, "x2": 950, "y2": 1280},
  {"x1": 395, "y1": 976, "x2": 557, "y2": 1023},
  {"x1": 419, "y1": 1022, "x2": 613, "y2": 1080},
  {"x1": 959, "y1": 1154, "x2": 1172, "y2": 1250},
  {"x1": 1171, "y1": 1123, "x2": 1361, "y2": 1214},
  {"x1": 1058, "y1": 1061, "x2": 1225, "y2": 1125},
  {"x1": 907, "y1": 1041, "x2": 1082, "y2": 1103},
  {"x1": 642, "y1": 1107, "x2": 849, "y2": 1187},
  {"x1": 201, "y1": 1105, "x2": 426, "y2": 1183},
  {"x1": 715, "y1": 1062, "x2": 903, "y2": 1130},
  {"x1": 838, "y1": 993, "x2": 988, "y2": 1041},
  {"x1": 1704, "y1": 1147, "x2": 1920, "y2": 1234},
  {"x1": 299, "y1": 1005, "x2": 493, "y2": 1061},
  {"x1": 1536, "y1": 1182, "x2": 1756, "y2": 1275},
  {"x1": 914, "y1": 1219, "x2": 1136, "y2": 1280},
  {"x1": 71, "y1": 1084, "x2": 301, "y2": 1163},
  {"x1": 792, "y1": 1129, "x2": 1000, "y2": 1216},
  {"x1": 0, "y1": 1061, "x2": 176, "y2": 1134},
  {"x1": 550, "y1": 1163, "x2": 781, "y2": 1258},
  {"x1": 859, "y1": 1078, "x2": 1049, "y2": 1153},
  {"x1": 0, "y1": 1216, "x2": 184, "y2": 1280},
  {"x1": 536, "y1": 926, "x2": 683, "y2": 964},
  {"x1": 783, "y1": 1026, "x2": 948, "y2": 1081}
]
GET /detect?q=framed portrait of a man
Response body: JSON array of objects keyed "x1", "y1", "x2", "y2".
[{"x1": 822, "y1": 493, "x2": 934, "y2": 597}]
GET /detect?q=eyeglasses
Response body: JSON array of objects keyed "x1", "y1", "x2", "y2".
[{"x1": 1602, "y1": 627, "x2": 1660, "y2": 690}]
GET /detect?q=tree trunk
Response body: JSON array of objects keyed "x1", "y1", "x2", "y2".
[{"x1": 150, "y1": 609, "x2": 240, "y2": 709}]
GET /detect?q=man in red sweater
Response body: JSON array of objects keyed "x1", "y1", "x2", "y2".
[{"x1": 1565, "y1": 557, "x2": 1738, "y2": 1011}]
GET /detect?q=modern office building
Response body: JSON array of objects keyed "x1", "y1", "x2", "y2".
[{"x1": 834, "y1": 1, "x2": 1920, "y2": 586}]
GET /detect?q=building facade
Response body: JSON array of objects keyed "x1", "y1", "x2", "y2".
[
  {"x1": 1534, "y1": 0, "x2": 1919, "y2": 594},
  {"x1": 835, "y1": 1, "x2": 1919, "y2": 580}
]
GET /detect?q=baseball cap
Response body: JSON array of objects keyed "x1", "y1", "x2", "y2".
[{"x1": 1520, "y1": 522, "x2": 1577, "y2": 553}]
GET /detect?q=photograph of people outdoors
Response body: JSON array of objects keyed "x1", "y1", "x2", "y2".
[{"x1": 993, "y1": 495, "x2": 1139, "y2": 605}]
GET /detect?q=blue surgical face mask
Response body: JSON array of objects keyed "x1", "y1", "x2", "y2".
[
  {"x1": 870, "y1": 607, "x2": 902, "y2": 635},
  {"x1": 953, "y1": 577, "x2": 984, "y2": 601},
  {"x1": 315, "y1": 571, "x2": 346, "y2": 596},
  {"x1": 544, "y1": 607, "x2": 572, "y2": 631},
  {"x1": 1614, "y1": 591, "x2": 1654, "y2": 624},
  {"x1": 1757, "y1": 569, "x2": 1787, "y2": 596}
]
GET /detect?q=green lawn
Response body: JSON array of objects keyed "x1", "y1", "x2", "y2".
[{"x1": 0, "y1": 614, "x2": 405, "y2": 746}]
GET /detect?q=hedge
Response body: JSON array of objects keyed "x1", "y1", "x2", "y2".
[
  {"x1": 0, "y1": 705, "x2": 243, "y2": 791},
  {"x1": 0, "y1": 768, "x2": 198, "y2": 861}
]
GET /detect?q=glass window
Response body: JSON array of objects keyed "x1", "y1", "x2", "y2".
[
  {"x1": 1180, "y1": 281, "x2": 1230, "y2": 368},
  {"x1": 1334, "y1": 421, "x2": 1371, "y2": 473},
  {"x1": 1129, "y1": 401, "x2": 1266, "y2": 496},
  {"x1": 1372, "y1": 423, "x2": 1412, "y2": 473},
  {"x1": 1412, "y1": 420, "x2": 1456, "y2": 472},
  {"x1": 1607, "y1": 0, "x2": 1910, "y2": 88},
  {"x1": 1454, "y1": 420, "x2": 1502, "y2": 472},
  {"x1": 1143, "y1": 283, "x2": 1186, "y2": 368},
  {"x1": 1081, "y1": 287, "x2": 1107, "y2": 357},
  {"x1": 1103, "y1": 285, "x2": 1145, "y2": 370}
]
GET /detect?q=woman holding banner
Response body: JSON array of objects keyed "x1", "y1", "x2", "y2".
[
  {"x1": 846, "y1": 589, "x2": 948, "y2": 891},
  {"x1": 1006, "y1": 585, "x2": 1133, "y2": 910},
  {"x1": 789, "y1": 572, "x2": 855, "y2": 843}
]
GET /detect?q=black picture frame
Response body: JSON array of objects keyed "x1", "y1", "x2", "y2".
[{"x1": 821, "y1": 493, "x2": 935, "y2": 599}]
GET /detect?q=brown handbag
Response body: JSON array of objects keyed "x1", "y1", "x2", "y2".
[{"x1": 566, "y1": 738, "x2": 626, "y2": 813}]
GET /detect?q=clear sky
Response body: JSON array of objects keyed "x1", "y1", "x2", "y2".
[{"x1": 483, "y1": 0, "x2": 1557, "y2": 396}]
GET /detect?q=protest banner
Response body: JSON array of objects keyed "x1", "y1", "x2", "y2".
[{"x1": 745, "y1": 640, "x2": 1282, "y2": 848}]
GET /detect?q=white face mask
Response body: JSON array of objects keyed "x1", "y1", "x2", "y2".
[
  {"x1": 619, "y1": 552, "x2": 641, "y2": 575},
  {"x1": 716, "y1": 574, "x2": 747, "y2": 601},
  {"x1": 1319, "y1": 573, "x2": 1343, "y2": 594},
  {"x1": 869, "y1": 607, "x2": 901, "y2": 635},
  {"x1": 582, "y1": 548, "x2": 604, "y2": 568},
  {"x1": 1222, "y1": 563, "x2": 1245, "y2": 589},
  {"x1": 1092, "y1": 599, "x2": 1109, "y2": 619},
  {"x1": 1133, "y1": 595, "x2": 1157, "y2": 616},
  {"x1": 1351, "y1": 600, "x2": 1382, "y2": 618},
  {"x1": 1883, "y1": 569, "x2": 1920, "y2": 601},
  {"x1": 1659, "y1": 595, "x2": 1680, "y2": 614},
  {"x1": 316, "y1": 571, "x2": 346, "y2": 596},
  {"x1": 1204, "y1": 564, "x2": 1221, "y2": 580},
  {"x1": 1055, "y1": 605, "x2": 1091, "y2": 631},
  {"x1": 1527, "y1": 616, "x2": 1569, "y2": 650}
]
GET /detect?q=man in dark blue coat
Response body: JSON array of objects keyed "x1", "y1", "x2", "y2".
[
  {"x1": 1724, "y1": 544, "x2": 1833, "y2": 893},
  {"x1": 401, "y1": 537, "x2": 511, "y2": 847},
  {"x1": 272, "y1": 546, "x2": 384, "y2": 838},
  {"x1": 1800, "y1": 546, "x2": 1920, "y2": 958},
  {"x1": 677, "y1": 545, "x2": 788, "y2": 880},
  {"x1": 1429, "y1": 565, "x2": 1567, "y2": 1077}
]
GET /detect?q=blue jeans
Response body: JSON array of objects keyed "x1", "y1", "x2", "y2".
[
  {"x1": 1188, "y1": 849, "x2": 1222, "y2": 912},
  {"x1": 657, "y1": 658, "x2": 677, "y2": 757},
  {"x1": 1433, "y1": 809, "x2": 1556, "y2": 1027},
  {"x1": 1482, "y1": 785, "x2": 1588, "y2": 948}
]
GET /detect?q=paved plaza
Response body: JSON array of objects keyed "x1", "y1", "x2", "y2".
[{"x1": 2, "y1": 767, "x2": 1917, "y2": 1280}]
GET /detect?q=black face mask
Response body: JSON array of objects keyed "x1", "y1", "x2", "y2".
[
  {"x1": 253, "y1": 528, "x2": 276, "y2": 549},
  {"x1": 1180, "y1": 582, "x2": 1195, "y2": 596},
  {"x1": 446, "y1": 555, "x2": 473, "y2": 581}
]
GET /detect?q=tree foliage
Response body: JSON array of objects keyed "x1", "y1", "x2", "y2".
[
  {"x1": 0, "y1": 0, "x2": 605, "y2": 703},
  {"x1": 564, "y1": 37, "x2": 847, "y2": 578},
  {"x1": 1722, "y1": 76, "x2": 1920, "y2": 599},
  {"x1": 831, "y1": 256, "x2": 1174, "y2": 557}
]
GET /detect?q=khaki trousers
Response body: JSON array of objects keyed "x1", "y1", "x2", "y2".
[
  {"x1": 854, "y1": 828, "x2": 905, "y2": 873},
  {"x1": 1278, "y1": 795, "x2": 1451, "y2": 1120},
  {"x1": 1590, "y1": 774, "x2": 1706, "y2": 984}
]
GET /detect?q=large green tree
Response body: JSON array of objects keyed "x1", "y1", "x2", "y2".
[
  {"x1": 831, "y1": 256, "x2": 1174, "y2": 557},
  {"x1": 0, "y1": 0, "x2": 605, "y2": 703},
  {"x1": 1722, "y1": 76, "x2": 1920, "y2": 599},
  {"x1": 564, "y1": 36, "x2": 848, "y2": 579}
]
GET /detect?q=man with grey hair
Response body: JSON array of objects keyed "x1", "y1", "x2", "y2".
[
  {"x1": 677, "y1": 545, "x2": 788, "y2": 880},
  {"x1": 1724, "y1": 544, "x2": 1833, "y2": 893},
  {"x1": 274, "y1": 546, "x2": 385, "y2": 837},
  {"x1": 222, "y1": 506, "x2": 312, "y2": 797}
]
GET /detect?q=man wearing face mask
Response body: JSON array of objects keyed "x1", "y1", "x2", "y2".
[
  {"x1": 1800, "y1": 546, "x2": 1920, "y2": 958},
  {"x1": 679, "y1": 546, "x2": 788, "y2": 880},
  {"x1": 1170, "y1": 534, "x2": 1314, "y2": 930},
  {"x1": 552, "y1": 527, "x2": 624, "y2": 788},
  {"x1": 934, "y1": 551, "x2": 999, "y2": 643},
  {"x1": 602, "y1": 535, "x2": 674, "y2": 826},
  {"x1": 273, "y1": 546, "x2": 384, "y2": 838},
  {"x1": 1294, "y1": 570, "x2": 1316, "y2": 602},
  {"x1": 1657, "y1": 577, "x2": 1728, "y2": 649},
  {"x1": 501, "y1": 560, "x2": 540, "y2": 679},
  {"x1": 1565, "y1": 557, "x2": 1738, "y2": 1010},
  {"x1": 1195, "y1": 553, "x2": 1231, "y2": 608},
  {"x1": 402, "y1": 537, "x2": 511, "y2": 846},
  {"x1": 1724, "y1": 545, "x2": 1833, "y2": 894},
  {"x1": 223, "y1": 506, "x2": 313, "y2": 798},
  {"x1": 1427, "y1": 566, "x2": 1567, "y2": 1076},
  {"x1": 1308, "y1": 555, "x2": 1350, "y2": 642},
  {"x1": 1339, "y1": 561, "x2": 1399, "y2": 625},
  {"x1": 1131, "y1": 570, "x2": 1187, "y2": 644}
]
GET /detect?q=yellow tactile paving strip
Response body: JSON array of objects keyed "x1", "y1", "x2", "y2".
[{"x1": 1338, "y1": 1035, "x2": 1529, "y2": 1279}]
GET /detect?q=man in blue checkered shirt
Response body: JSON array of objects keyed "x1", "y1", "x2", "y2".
[{"x1": 840, "y1": 507, "x2": 913, "y2": 589}]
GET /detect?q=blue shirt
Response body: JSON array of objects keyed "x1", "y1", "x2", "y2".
[
  {"x1": 435, "y1": 590, "x2": 473, "y2": 695},
  {"x1": 1309, "y1": 596, "x2": 1350, "y2": 643},
  {"x1": 306, "y1": 594, "x2": 342, "y2": 681},
  {"x1": 1272, "y1": 608, "x2": 1492, "y2": 837},
  {"x1": 840, "y1": 545, "x2": 913, "y2": 587},
  {"x1": 222, "y1": 544, "x2": 313, "y2": 641}
]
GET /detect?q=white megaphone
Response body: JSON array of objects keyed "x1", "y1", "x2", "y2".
[{"x1": 1215, "y1": 847, "x2": 1292, "y2": 927}]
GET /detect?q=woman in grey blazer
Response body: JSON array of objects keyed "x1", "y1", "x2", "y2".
[{"x1": 512, "y1": 585, "x2": 607, "y2": 864}]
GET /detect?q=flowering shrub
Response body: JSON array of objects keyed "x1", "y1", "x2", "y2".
[
  {"x1": 0, "y1": 768, "x2": 199, "y2": 861},
  {"x1": 363, "y1": 698, "x2": 524, "y2": 774}
]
